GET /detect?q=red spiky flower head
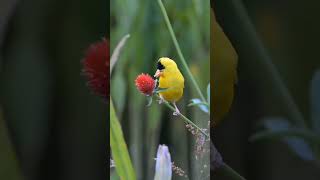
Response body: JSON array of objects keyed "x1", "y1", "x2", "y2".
[
  {"x1": 135, "y1": 73, "x2": 155, "y2": 96},
  {"x1": 82, "y1": 38, "x2": 109, "y2": 100}
]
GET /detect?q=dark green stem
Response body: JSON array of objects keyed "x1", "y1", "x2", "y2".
[
  {"x1": 219, "y1": 163, "x2": 246, "y2": 180},
  {"x1": 214, "y1": 0, "x2": 306, "y2": 128}
]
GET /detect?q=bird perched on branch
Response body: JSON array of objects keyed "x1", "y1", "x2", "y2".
[{"x1": 154, "y1": 57, "x2": 184, "y2": 115}]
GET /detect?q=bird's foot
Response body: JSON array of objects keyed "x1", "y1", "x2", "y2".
[
  {"x1": 158, "y1": 96, "x2": 164, "y2": 104},
  {"x1": 172, "y1": 102, "x2": 180, "y2": 116},
  {"x1": 173, "y1": 110, "x2": 180, "y2": 116}
]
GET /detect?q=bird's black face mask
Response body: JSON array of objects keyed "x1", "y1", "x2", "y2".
[
  {"x1": 154, "y1": 61, "x2": 165, "y2": 78},
  {"x1": 157, "y1": 61, "x2": 165, "y2": 71}
]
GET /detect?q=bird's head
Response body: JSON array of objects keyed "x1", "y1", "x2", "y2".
[{"x1": 154, "y1": 57, "x2": 178, "y2": 78}]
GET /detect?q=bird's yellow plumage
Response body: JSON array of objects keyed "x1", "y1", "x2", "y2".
[
  {"x1": 211, "y1": 8, "x2": 237, "y2": 126},
  {"x1": 154, "y1": 57, "x2": 184, "y2": 115}
]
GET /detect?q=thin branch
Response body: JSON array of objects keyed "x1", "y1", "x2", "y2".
[{"x1": 156, "y1": 95, "x2": 210, "y2": 139}]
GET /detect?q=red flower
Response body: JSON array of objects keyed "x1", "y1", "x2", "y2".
[
  {"x1": 135, "y1": 73, "x2": 155, "y2": 96},
  {"x1": 82, "y1": 38, "x2": 109, "y2": 100}
]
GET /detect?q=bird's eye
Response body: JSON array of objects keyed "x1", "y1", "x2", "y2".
[{"x1": 157, "y1": 61, "x2": 165, "y2": 70}]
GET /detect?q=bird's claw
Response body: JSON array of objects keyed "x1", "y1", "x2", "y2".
[
  {"x1": 173, "y1": 111, "x2": 180, "y2": 116},
  {"x1": 158, "y1": 96, "x2": 164, "y2": 104},
  {"x1": 173, "y1": 109, "x2": 180, "y2": 116},
  {"x1": 172, "y1": 102, "x2": 180, "y2": 116}
]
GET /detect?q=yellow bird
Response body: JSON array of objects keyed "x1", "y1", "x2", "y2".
[
  {"x1": 154, "y1": 57, "x2": 184, "y2": 115},
  {"x1": 211, "y1": 8, "x2": 238, "y2": 126}
]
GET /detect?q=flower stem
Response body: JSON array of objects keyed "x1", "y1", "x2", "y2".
[
  {"x1": 157, "y1": 95, "x2": 210, "y2": 139},
  {"x1": 110, "y1": 34, "x2": 130, "y2": 74},
  {"x1": 157, "y1": 0, "x2": 207, "y2": 103},
  {"x1": 219, "y1": 163, "x2": 246, "y2": 180}
]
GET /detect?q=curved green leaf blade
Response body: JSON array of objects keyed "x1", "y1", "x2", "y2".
[
  {"x1": 110, "y1": 99, "x2": 136, "y2": 180},
  {"x1": 311, "y1": 70, "x2": 320, "y2": 133},
  {"x1": 207, "y1": 84, "x2": 210, "y2": 106},
  {"x1": 0, "y1": 109, "x2": 23, "y2": 180},
  {"x1": 189, "y1": 98, "x2": 209, "y2": 113},
  {"x1": 110, "y1": 34, "x2": 130, "y2": 74},
  {"x1": 250, "y1": 118, "x2": 315, "y2": 161}
]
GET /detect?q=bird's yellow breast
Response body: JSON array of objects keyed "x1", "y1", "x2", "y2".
[{"x1": 159, "y1": 70, "x2": 184, "y2": 102}]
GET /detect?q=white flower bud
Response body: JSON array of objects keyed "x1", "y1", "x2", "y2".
[{"x1": 154, "y1": 145, "x2": 172, "y2": 180}]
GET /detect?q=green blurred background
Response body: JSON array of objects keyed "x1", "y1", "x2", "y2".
[
  {"x1": 110, "y1": 0, "x2": 210, "y2": 179},
  {"x1": 0, "y1": 0, "x2": 108, "y2": 179}
]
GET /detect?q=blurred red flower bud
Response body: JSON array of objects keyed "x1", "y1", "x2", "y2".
[
  {"x1": 135, "y1": 73, "x2": 155, "y2": 96},
  {"x1": 82, "y1": 38, "x2": 109, "y2": 100}
]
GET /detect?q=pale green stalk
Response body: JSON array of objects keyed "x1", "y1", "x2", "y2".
[
  {"x1": 156, "y1": 95, "x2": 209, "y2": 139},
  {"x1": 157, "y1": 0, "x2": 207, "y2": 103}
]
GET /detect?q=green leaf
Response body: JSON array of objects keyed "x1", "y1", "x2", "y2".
[
  {"x1": 146, "y1": 96, "x2": 153, "y2": 107},
  {"x1": 0, "y1": 109, "x2": 23, "y2": 180},
  {"x1": 111, "y1": 72, "x2": 126, "y2": 115},
  {"x1": 154, "y1": 87, "x2": 170, "y2": 94},
  {"x1": 110, "y1": 171, "x2": 121, "y2": 180},
  {"x1": 250, "y1": 118, "x2": 316, "y2": 161},
  {"x1": 110, "y1": 99, "x2": 136, "y2": 180},
  {"x1": 189, "y1": 98, "x2": 209, "y2": 114},
  {"x1": 311, "y1": 70, "x2": 320, "y2": 133},
  {"x1": 110, "y1": 34, "x2": 130, "y2": 74},
  {"x1": 207, "y1": 83, "x2": 210, "y2": 106}
]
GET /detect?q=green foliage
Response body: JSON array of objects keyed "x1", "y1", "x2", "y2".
[
  {"x1": 250, "y1": 118, "x2": 316, "y2": 161},
  {"x1": 188, "y1": 99, "x2": 209, "y2": 114},
  {"x1": 251, "y1": 71, "x2": 320, "y2": 162},
  {"x1": 111, "y1": 72, "x2": 127, "y2": 113},
  {"x1": 110, "y1": 99, "x2": 136, "y2": 180},
  {"x1": 207, "y1": 84, "x2": 210, "y2": 107},
  {"x1": 111, "y1": 0, "x2": 210, "y2": 179},
  {"x1": 311, "y1": 70, "x2": 320, "y2": 133},
  {"x1": 0, "y1": 110, "x2": 22, "y2": 180},
  {"x1": 188, "y1": 83, "x2": 210, "y2": 114}
]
